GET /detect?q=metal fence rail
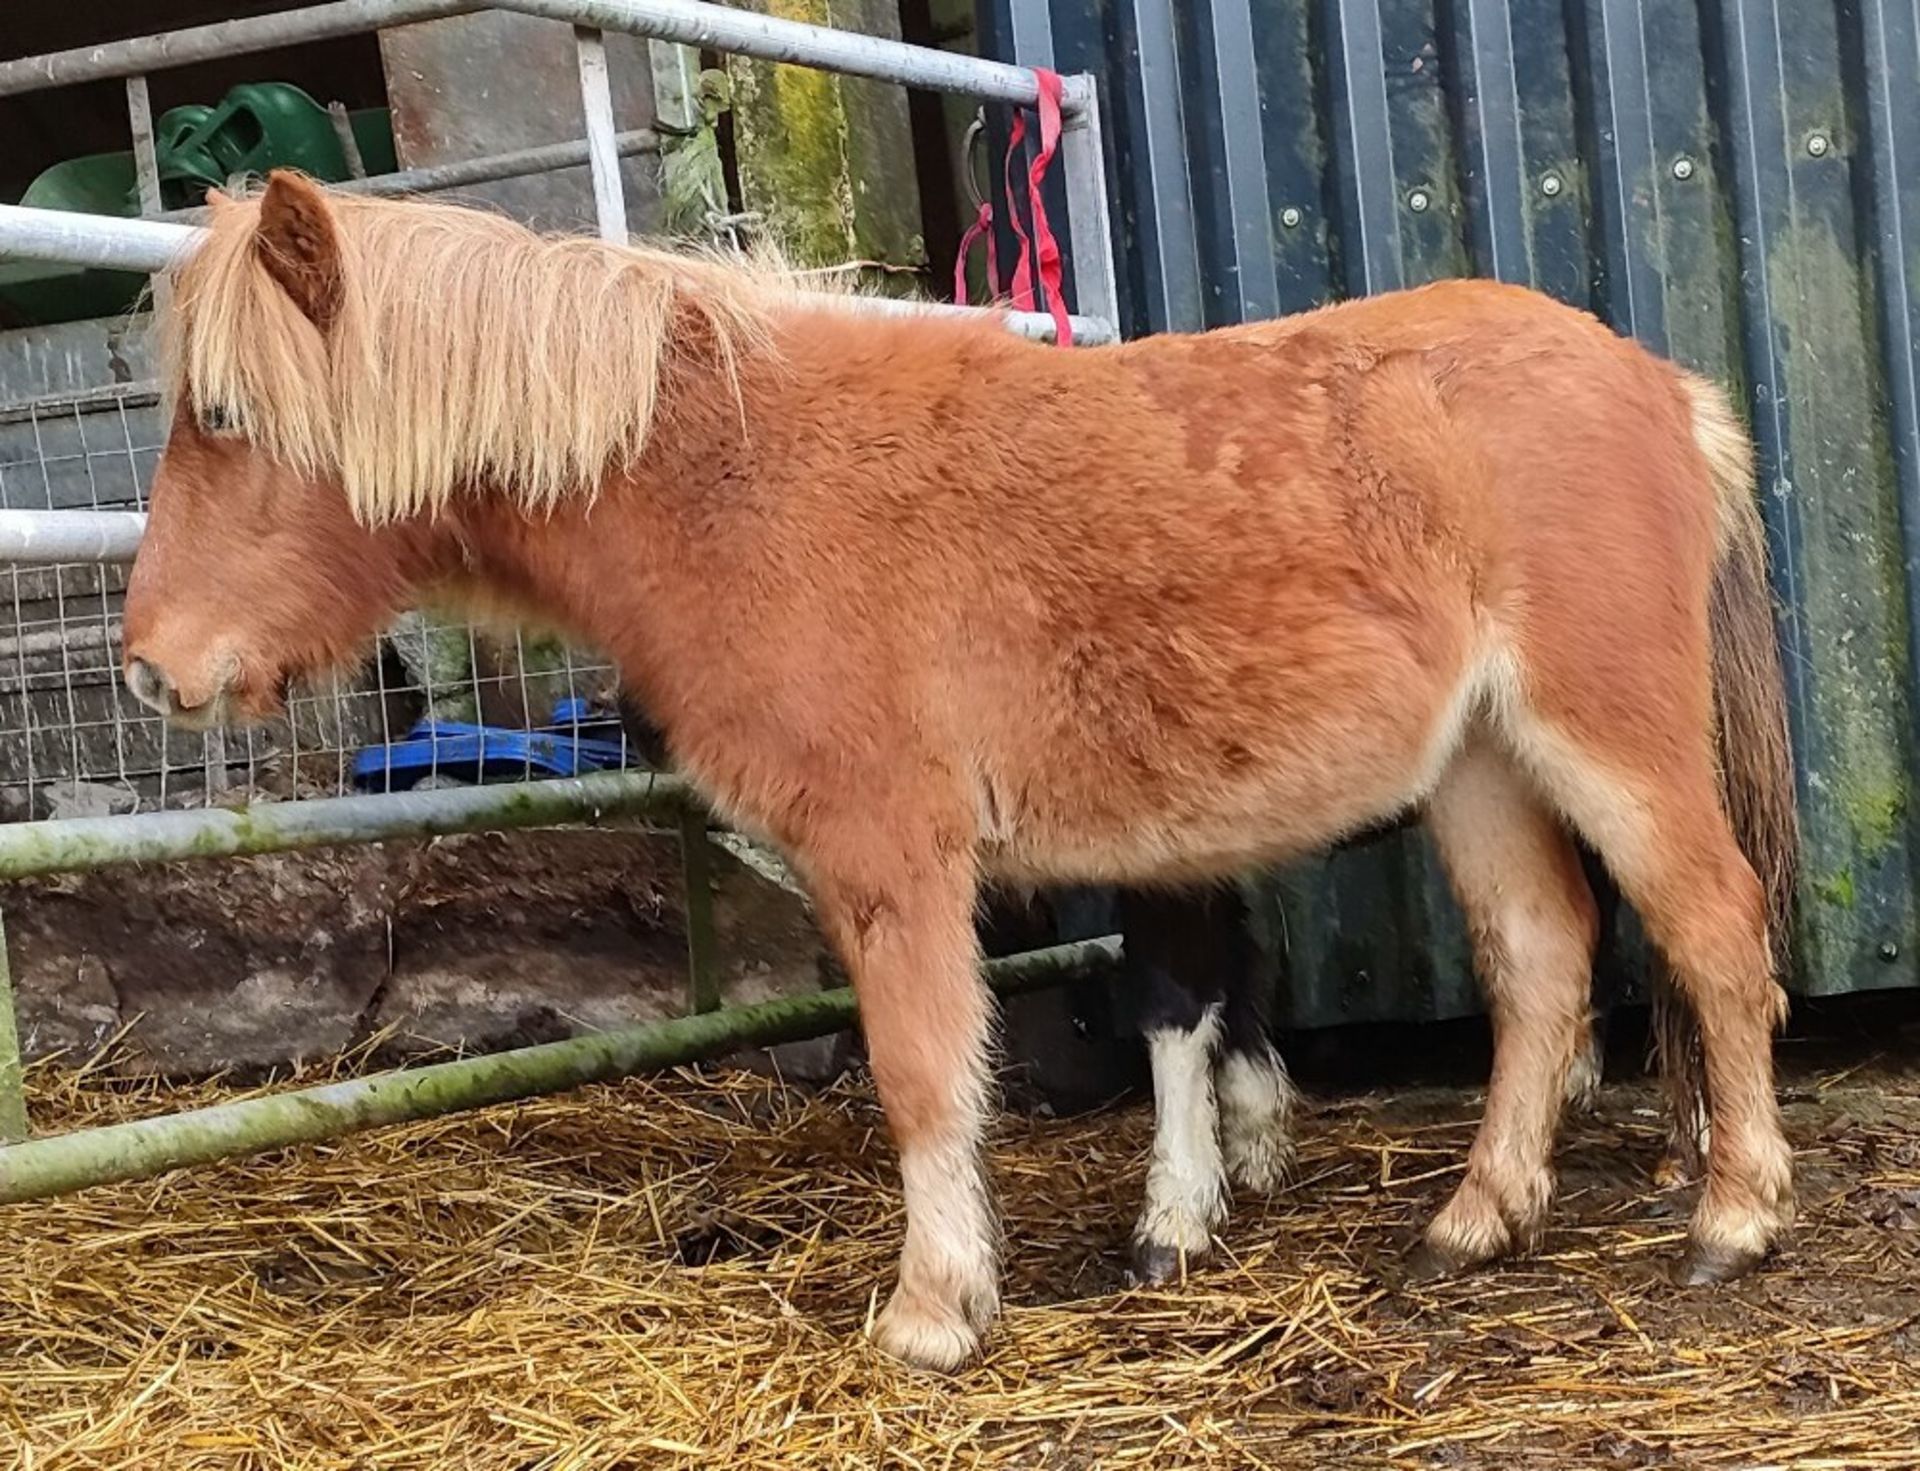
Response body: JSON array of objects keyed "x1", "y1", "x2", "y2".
[
  {"x1": 0, "y1": 385, "x2": 646, "y2": 812},
  {"x1": 0, "y1": 0, "x2": 1121, "y2": 339},
  {"x1": 0, "y1": 0, "x2": 1122, "y2": 1195}
]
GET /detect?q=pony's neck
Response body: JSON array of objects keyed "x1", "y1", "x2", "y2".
[{"x1": 429, "y1": 301, "x2": 1028, "y2": 720}]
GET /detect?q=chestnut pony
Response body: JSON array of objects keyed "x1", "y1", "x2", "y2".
[{"x1": 123, "y1": 172, "x2": 1796, "y2": 1371}]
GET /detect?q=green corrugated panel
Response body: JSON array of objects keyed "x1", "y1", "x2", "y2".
[{"x1": 982, "y1": 0, "x2": 1920, "y2": 1020}]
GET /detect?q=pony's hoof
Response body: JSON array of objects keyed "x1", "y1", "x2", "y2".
[
  {"x1": 872, "y1": 1291, "x2": 981, "y2": 1373},
  {"x1": 1127, "y1": 1237, "x2": 1200, "y2": 1287},
  {"x1": 1224, "y1": 1132, "x2": 1296, "y2": 1196},
  {"x1": 1673, "y1": 1239, "x2": 1764, "y2": 1287},
  {"x1": 1653, "y1": 1150, "x2": 1704, "y2": 1190},
  {"x1": 1404, "y1": 1239, "x2": 1478, "y2": 1284}
]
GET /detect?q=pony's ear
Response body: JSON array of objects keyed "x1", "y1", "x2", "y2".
[{"x1": 254, "y1": 170, "x2": 343, "y2": 330}]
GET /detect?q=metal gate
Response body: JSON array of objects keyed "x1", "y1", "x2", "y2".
[{"x1": 0, "y1": 0, "x2": 1123, "y2": 1201}]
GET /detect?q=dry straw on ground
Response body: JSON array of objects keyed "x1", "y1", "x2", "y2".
[{"x1": 2, "y1": 1047, "x2": 1918, "y2": 1469}]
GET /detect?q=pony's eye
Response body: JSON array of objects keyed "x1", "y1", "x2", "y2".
[{"x1": 198, "y1": 401, "x2": 240, "y2": 436}]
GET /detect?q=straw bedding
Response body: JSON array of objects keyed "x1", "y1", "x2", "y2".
[{"x1": 3, "y1": 1048, "x2": 1918, "y2": 1469}]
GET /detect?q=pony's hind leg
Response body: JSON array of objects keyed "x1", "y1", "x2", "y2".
[
  {"x1": 1563, "y1": 1019, "x2": 1605, "y2": 1115},
  {"x1": 1520, "y1": 726, "x2": 1793, "y2": 1281},
  {"x1": 803, "y1": 821, "x2": 999, "y2": 1371},
  {"x1": 1414, "y1": 739, "x2": 1599, "y2": 1277},
  {"x1": 1214, "y1": 885, "x2": 1297, "y2": 1195},
  {"x1": 1120, "y1": 889, "x2": 1230, "y2": 1284}
]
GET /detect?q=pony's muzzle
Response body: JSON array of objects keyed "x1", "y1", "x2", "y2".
[
  {"x1": 124, "y1": 657, "x2": 182, "y2": 717},
  {"x1": 124, "y1": 653, "x2": 236, "y2": 724}
]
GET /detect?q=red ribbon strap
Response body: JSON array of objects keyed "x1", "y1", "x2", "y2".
[
  {"x1": 953, "y1": 198, "x2": 998, "y2": 307},
  {"x1": 953, "y1": 68, "x2": 1074, "y2": 348},
  {"x1": 1006, "y1": 68, "x2": 1072, "y2": 347}
]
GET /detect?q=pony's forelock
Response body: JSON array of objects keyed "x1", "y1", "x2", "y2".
[{"x1": 162, "y1": 186, "x2": 794, "y2": 523}]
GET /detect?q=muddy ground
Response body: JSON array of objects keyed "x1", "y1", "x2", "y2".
[{"x1": 4, "y1": 826, "x2": 840, "y2": 1076}]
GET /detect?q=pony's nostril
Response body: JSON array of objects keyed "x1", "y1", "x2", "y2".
[{"x1": 125, "y1": 657, "x2": 177, "y2": 716}]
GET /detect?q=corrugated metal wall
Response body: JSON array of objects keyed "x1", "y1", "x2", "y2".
[{"x1": 978, "y1": 0, "x2": 1920, "y2": 1025}]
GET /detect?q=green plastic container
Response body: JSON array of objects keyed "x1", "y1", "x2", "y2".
[
  {"x1": 0, "y1": 84, "x2": 397, "y2": 328},
  {"x1": 0, "y1": 153, "x2": 150, "y2": 326},
  {"x1": 157, "y1": 84, "x2": 397, "y2": 208}
]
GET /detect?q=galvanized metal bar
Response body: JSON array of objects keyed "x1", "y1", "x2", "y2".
[
  {"x1": 574, "y1": 26, "x2": 630, "y2": 243},
  {"x1": 982, "y1": 1, "x2": 1078, "y2": 319},
  {"x1": 0, "y1": 207, "x2": 1113, "y2": 343},
  {"x1": 0, "y1": 769, "x2": 700, "y2": 881},
  {"x1": 0, "y1": 0, "x2": 480, "y2": 96},
  {"x1": 0, "y1": 915, "x2": 26, "y2": 1146},
  {"x1": 1449, "y1": 0, "x2": 1531, "y2": 285},
  {"x1": 160, "y1": 130, "x2": 664, "y2": 220},
  {"x1": 328, "y1": 100, "x2": 371, "y2": 179},
  {"x1": 373, "y1": 126, "x2": 658, "y2": 196},
  {"x1": 1112, "y1": 0, "x2": 1203, "y2": 332},
  {"x1": 0, "y1": 382, "x2": 160, "y2": 427},
  {"x1": 1058, "y1": 88, "x2": 1121, "y2": 335},
  {"x1": 1321, "y1": 0, "x2": 1404, "y2": 296},
  {"x1": 0, "y1": 206, "x2": 197, "y2": 272},
  {"x1": 840, "y1": 289, "x2": 1114, "y2": 344},
  {"x1": 0, "y1": 510, "x2": 148, "y2": 565},
  {"x1": 1187, "y1": 0, "x2": 1280, "y2": 322},
  {"x1": 505, "y1": 0, "x2": 1059, "y2": 109},
  {"x1": 0, "y1": 935, "x2": 1120, "y2": 1205},
  {"x1": 0, "y1": 0, "x2": 1067, "y2": 114},
  {"x1": 679, "y1": 807, "x2": 721, "y2": 1015},
  {"x1": 126, "y1": 76, "x2": 164, "y2": 217}
]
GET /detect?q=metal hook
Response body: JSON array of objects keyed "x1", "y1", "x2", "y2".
[{"x1": 960, "y1": 108, "x2": 990, "y2": 211}]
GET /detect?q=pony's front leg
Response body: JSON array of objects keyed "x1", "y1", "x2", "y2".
[
  {"x1": 806, "y1": 831, "x2": 998, "y2": 1371},
  {"x1": 1117, "y1": 889, "x2": 1230, "y2": 1283}
]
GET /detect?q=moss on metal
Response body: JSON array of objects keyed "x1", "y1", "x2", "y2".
[
  {"x1": 0, "y1": 915, "x2": 23, "y2": 1146},
  {"x1": 1765, "y1": 202, "x2": 1915, "y2": 991},
  {"x1": 0, "y1": 772, "x2": 699, "y2": 881},
  {"x1": 661, "y1": 67, "x2": 733, "y2": 238},
  {"x1": 1815, "y1": 868, "x2": 1858, "y2": 910},
  {"x1": 726, "y1": 0, "x2": 925, "y2": 288}
]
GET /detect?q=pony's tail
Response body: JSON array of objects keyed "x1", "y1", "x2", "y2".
[{"x1": 1653, "y1": 372, "x2": 1799, "y2": 1180}]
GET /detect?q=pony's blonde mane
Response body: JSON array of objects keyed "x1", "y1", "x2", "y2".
[{"x1": 164, "y1": 186, "x2": 794, "y2": 522}]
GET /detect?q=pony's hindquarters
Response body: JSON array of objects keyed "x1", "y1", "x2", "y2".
[{"x1": 1477, "y1": 358, "x2": 1794, "y2": 1281}]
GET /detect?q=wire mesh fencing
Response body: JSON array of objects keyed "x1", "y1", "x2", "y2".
[{"x1": 0, "y1": 380, "x2": 643, "y2": 820}]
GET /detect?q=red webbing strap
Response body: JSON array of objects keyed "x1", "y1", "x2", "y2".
[
  {"x1": 953, "y1": 68, "x2": 1074, "y2": 348},
  {"x1": 1005, "y1": 68, "x2": 1071, "y2": 347},
  {"x1": 953, "y1": 198, "x2": 998, "y2": 306}
]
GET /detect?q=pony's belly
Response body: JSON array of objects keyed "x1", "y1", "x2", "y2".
[
  {"x1": 982, "y1": 658, "x2": 1481, "y2": 887},
  {"x1": 984, "y1": 754, "x2": 1434, "y2": 887}
]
